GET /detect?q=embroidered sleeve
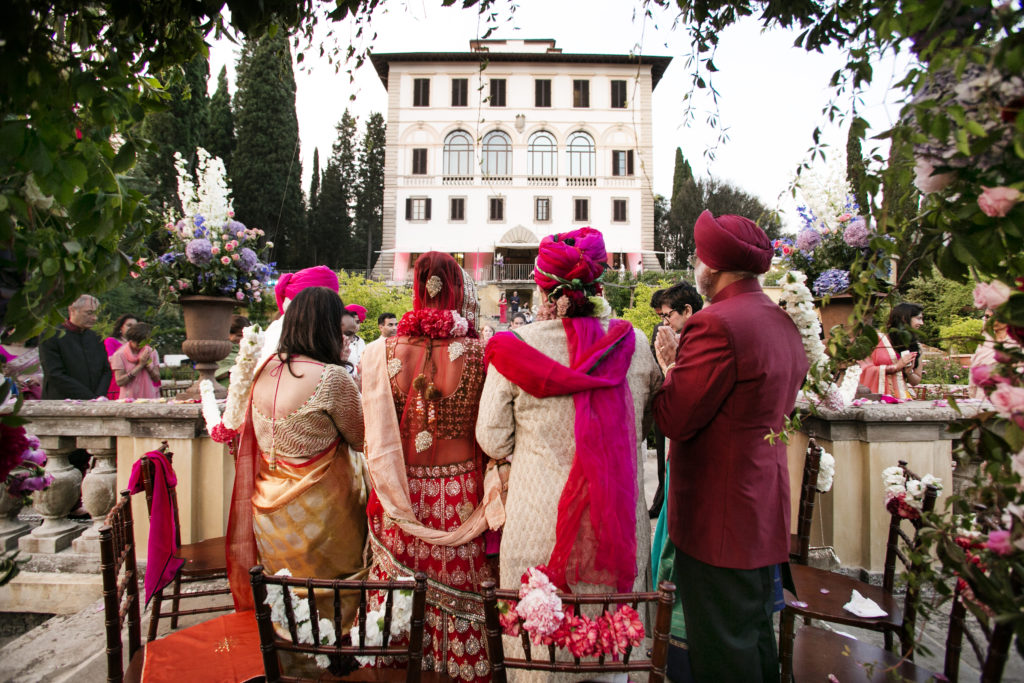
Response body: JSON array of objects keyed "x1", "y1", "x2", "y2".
[
  {"x1": 475, "y1": 364, "x2": 517, "y2": 462},
  {"x1": 324, "y1": 365, "x2": 365, "y2": 450}
]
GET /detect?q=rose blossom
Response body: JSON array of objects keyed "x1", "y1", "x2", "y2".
[
  {"x1": 989, "y1": 384, "x2": 1024, "y2": 428},
  {"x1": 978, "y1": 186, "x2": 1022, "y2": 218},
  {"x1": 973, "y1": 280, "x2": 1011, "y2": 310},
  {"x1": 220, "y1": 256, "x2": 231, "y2": 265},
  {"x1": 985, "y1": 529, "x2": 1014, "y2": 556},
  {"x1": 970, "y1": 364, "x2": 996, "y2": 390},
  {"x1": 913, "y1": 158, "x2": 955, "y2": 194}
]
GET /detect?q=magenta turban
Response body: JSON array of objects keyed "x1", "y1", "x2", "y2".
[
  {"x1": 694, "y1": 210, "x2": 773, "y2": 274},
  {"x1": 534, "y1": 227, "x2": 608, "y2": 291},
  {"x1": 274, "y1": 266, "x2": 339, "y2": 314},
  {"x1": 345, "y1": 304, "x2": 367, "y2": 323}
]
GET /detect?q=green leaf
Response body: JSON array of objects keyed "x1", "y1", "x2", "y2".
[
  {"x1": 41, "y1": 258, "x2": 59, "y2": 276},
  {"x1": 62, "y1": 240, "x2": 82, "y2": 255},
  {"x1": 111, "y1": 142, "x2": 136, "y2": 174}
]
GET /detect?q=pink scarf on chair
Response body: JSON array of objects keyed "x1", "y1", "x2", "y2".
[
  {"x1": 128, "y1": 449, "x2": 184, "y2": 605},
  {"x1": 485, "y1": 317, "x2": 638, "y2": 592}
]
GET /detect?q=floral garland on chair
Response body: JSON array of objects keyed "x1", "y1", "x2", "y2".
[
  {"x1": 881, "y1": 466, "x2": 943, "y2": 519},
  {"x1": 200, "y1": 323, "x2": 265, "y2": 443},
  {"x1": 263, "y1": 569, "x2": 336, "y2": 669},
  {"x1": 496, "y1": 565, "x2": 645, "y2": 658}
]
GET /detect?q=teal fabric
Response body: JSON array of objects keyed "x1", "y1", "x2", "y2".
[{"x1": 651, "y1": 460, "x2": 687, "y2": 639}]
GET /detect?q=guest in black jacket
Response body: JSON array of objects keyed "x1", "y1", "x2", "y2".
[{"x1": 39, "y1": 294, "x2": 110, "y2": 400}]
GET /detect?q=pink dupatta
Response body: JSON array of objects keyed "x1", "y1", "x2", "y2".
[{"x1": 485, "y1": 317, "x2": 638, "y2": 592}]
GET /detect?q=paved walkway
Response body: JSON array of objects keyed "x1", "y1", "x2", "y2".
[{"x1": 1, "y1": 448, "x2": 1021, "y2": 681}]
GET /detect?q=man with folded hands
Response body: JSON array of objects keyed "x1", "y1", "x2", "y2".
[{"x1": 654, "y1": 211, "x2": 808, "y2": 682}]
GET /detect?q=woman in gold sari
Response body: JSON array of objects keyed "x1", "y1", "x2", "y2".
[{"x1": 227, "y1": 286, "x2": 369, "y2": 622}]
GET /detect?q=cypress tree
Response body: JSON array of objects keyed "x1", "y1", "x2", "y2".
[
  {"x1": 664, "y1": 148, "x2": 698, "y2": 267},
  {"x1": 846, "y1": 120, "x2": 870, "y2": 214},
  {"x1": 232, "y1": 28, "x2": 306, "y2": 270},
  {"x1": 316, "y1": 111, "x2": 358, "y2": 269},
  {"x1": 354, "y1": 112, "x2": 386, "y2": 272},
  {"x1": 135, "y1": 53, "x2": 211, "y2": 212},
  {"x1": 206, "y1": 66, "x2": 236, "y2": 171}
]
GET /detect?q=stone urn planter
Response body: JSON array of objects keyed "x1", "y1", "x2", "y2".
[
  {"x1": 816, "y1": 292, "x2": 856, "y2": 335},
  {"x1": 177, "y1": 295, "x2": 236, "y2": 401}
]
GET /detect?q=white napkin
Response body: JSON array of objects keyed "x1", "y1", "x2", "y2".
[{"x1": 843, "y1": 589, "x2": 888, "y2": 618}]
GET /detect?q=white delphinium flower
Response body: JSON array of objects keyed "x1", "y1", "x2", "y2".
[
  {"x1": 794, "y1": 154, "x2": 852, "y2": 232},
  {"x1": 175, "y1": 147, "x2": 234, "y2": 227}
]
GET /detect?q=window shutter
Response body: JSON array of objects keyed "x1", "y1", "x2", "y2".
[
  {"x1": 425, "y1": 198, "x2": 432, "y2": 221},
  {"x1": 627, "y1": 150, "x2": 634, "y2": 175},
  {"x1": 612, "y1": 151, "x2": 620, "y2": 176},
  {"x1": 405, "y1": 198, "x2": 412, "y2": 220}
]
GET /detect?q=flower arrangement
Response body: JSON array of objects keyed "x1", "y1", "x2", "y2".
[
  {"x1": 497, "y1": 565, "x2": 645, "y2": 658},
  {"x1": 778, "y1": 271, "x2": 846, "y2": 410},
  {"x1": 0, "y1": 424, "x2": 51, "y2": 503},
  {"x1": 138, "y1": 149, "x2": 276, "y2": 304},
  {"x1": 781, "y1": 202, "x2": 877, "y2": 298},
  {"x1": 347, "y1": 576, "x2": 416, "y2": 667},
  {"x1": 881, "y1": 466, "x2": 942, "y2": 519},
  {"x1": 264, "y1": 569, "x2": 336, "y2": 669},
  {"x1": 200, "y1": 324, "x2": 265, "y2": 443}
]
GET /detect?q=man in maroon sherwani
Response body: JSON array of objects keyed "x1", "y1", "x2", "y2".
[{"x1": 654, "y1": 210, "x2": 808, "y2": 682}]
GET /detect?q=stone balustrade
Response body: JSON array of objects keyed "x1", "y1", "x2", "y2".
[{"x1": 787, "y1": 400, "x2": 982, "y2": 574}]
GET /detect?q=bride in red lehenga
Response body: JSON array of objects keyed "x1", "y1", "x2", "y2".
[{"x1": 361, "y1": 252, "x2": 505, "y2": 682}]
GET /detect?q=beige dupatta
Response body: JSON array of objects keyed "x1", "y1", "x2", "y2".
[{"x1": 361, "y1": 338, "x2": 505, "y2": 546}]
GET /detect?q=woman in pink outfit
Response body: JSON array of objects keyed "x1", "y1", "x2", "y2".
[
  {"x1": 110, "y1": 323, "x2": 161, "y2": 399},
  {"x1": 103, "y1": 314, "x2": 137, "y2": 399}
]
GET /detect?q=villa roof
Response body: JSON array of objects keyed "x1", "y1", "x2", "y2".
[{"x1": 369, "y1": 50, "x2": 673, "y2": 90}]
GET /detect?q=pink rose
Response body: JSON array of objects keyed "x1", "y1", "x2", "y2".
[
  {"x1": 235, "y1": 291, "x2": 245, "y2": 300},
  {"x1": 220, "y1": 256, "x2": 231, "y2": 265},
  {"x1": 985, "y1": 529, "x2": 1014, "y2": 556},
  {"x1": 989, "y1": 384, "x2": 1024, "y2": 428},
  {"x1": 978, "y1": 186, "x2": 1022, "y2": 218},
  {"x1": 970, "y1": 364, "x2": 996, "y2": 389},
  {"x1": 225, "y1": 241, "x2": 235, "y2": 251},
  {"x1": 211, "y1": 246, "x2": 220, "y2": 255},
  {"x1": 973, "y1": 280, "x2": 1011, "y2": 310}
]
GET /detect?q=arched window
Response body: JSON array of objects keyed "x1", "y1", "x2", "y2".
[
  {"x1": 567, "y1": 131, "x2": 595, "y2": 177},
  {"x1": 527, "y1": 131, "x2": 557, "y2": 176},
  {"x1": 443, "y1": 130, "x2": 473, "y2": 176},
  {"x1": 481, "y1": 130, "x2": 512, "y2": 176}
]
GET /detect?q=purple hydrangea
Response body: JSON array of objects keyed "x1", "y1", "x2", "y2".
[
  {"x1": 812, "y1": 269, "x2": 851, "y2": 297},
  {"x1": 796, "y1": 228, "x2": 822, "y2": 252},
  {"x1": 842, "y1": 217, "x2": 871, "y2": 248},
  {"x1": 237, "y1": 247, "x2": 258, "y2": 273},
  {"x1": 225, "y1": 220, "x2": 247, "y2": 240},
  {"x1": 185, "y1": 238, "x2": 214, "y2": 265}
]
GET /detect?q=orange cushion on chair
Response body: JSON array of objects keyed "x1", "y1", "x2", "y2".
[{"x1": 141, "y1": 610, "x2": 264, "y2": 683}]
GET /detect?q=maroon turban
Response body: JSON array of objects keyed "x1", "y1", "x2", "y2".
[
  {"x1": 694, "y1": 210, "x2": 773, "y2": 274},
  {"x1": 534, "y1": 227, "x2": 608, "y2": 291},
  {"x1": 274, "y1": 266, "x2": 339, "y2": 314}
]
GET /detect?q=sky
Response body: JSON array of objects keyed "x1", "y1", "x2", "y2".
[{"x1": 208, "y1": 0, "x2": 909, "y2": 232}]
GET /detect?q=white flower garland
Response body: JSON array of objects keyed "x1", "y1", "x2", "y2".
[
  {"x1": 347, "y1": 576, "x2": 416, "y2": 667},
  {"x1": 779, "y1": 270, "x2": 847, "y2": 409},
  {"x1": 198, "y1": 324, "x2": 264, "y2": 436},
  {"x1": 816, "y1": 449, "x2": 835, "y2": 493},
  {"x1": 264, "y1": 569, "x2": 336, "y2": 669},
  {"x1": 881, "y1": 466, "x2": 943, "y2": 511},
  {"x1": 223, "y1": 324, "x2": 264, "y2": 431}
]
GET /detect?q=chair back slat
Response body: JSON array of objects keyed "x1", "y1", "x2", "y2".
[
  {"x1": 793, "y1": 437, "x2": 822, "y2": 565},
  {"x1": 99, "y1": 490, "x2": 142, "y2": 683},
  {"x1": 480, "y1": 580, "x2": 673, "y2": 682},
  {"x1": 249, "y1": 566, "x2": 428, "y2": 682}
]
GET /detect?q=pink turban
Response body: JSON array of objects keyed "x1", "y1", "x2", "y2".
[
  {"x1": 345, "y1": 304, "x2": 367, "y2": 323},
  {"x1": 534, "y1": 227, "x2": 608, "y2": 291},
  {"x1": 274, "y1": 266, "x2": 339, "y2": 314},
  {"x1": 694, "y1": 210, "x2": 773, "y2": 274}
]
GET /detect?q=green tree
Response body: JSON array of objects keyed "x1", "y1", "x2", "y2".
[
  {"x1": 232, "y1": 28, "x2": 306, "y2": 271},
  {"x1": 662, "y1": 148, "x2": 699, "y2": 268},
  {"x1": 135, "y1": 54, "x2": 211, "y2": 213},
  {"x1": 903, "y1": 266, "x2": 980, "y2": 345},
  {"x1": 652, "y1": 193, "x2": 670, "y2": 269},
  {"x1": 206, "y1": 66, "x2": 236, "y2": 171},
  {"x1": 846, "y1": 120, "x2": 869, "y2": 215},
  {"x1": 336, "y1": 271, "x2": 412, "y2": 342},
  {"x1": 308, "y1": 147, "x2": 321, "y2": 225},
  {"x1": 353, "y1": 112, "x2": 386, "y2": 272},
  {"x1": 316, "y1": 111, "x2": 358, "y2": 269}
]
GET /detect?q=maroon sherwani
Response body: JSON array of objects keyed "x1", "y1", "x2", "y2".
[
  {"x1": 654, "y1": 276, "x2": 807, "y2": 682},
  {"x1": 656, "y1": 277, "x2": 807, "y2": 568}
]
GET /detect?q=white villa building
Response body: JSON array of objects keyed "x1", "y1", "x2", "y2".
[{"x1": 370, "y1": 39, "x2": 671, "y2": 311}]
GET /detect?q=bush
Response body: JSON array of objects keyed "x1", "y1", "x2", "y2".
[
  {"x1": 620, "y1": 280, "x2": 678, "y2": 344},
  {"x1": 336, "y1": 271, "x2": 414, "y2": 342},
  {"x1": 920, "y1": 355, "x2": 968, "y2": 385},
  {"x1": 938, "y1": 316, "x2": 984, "y2": 355}
]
